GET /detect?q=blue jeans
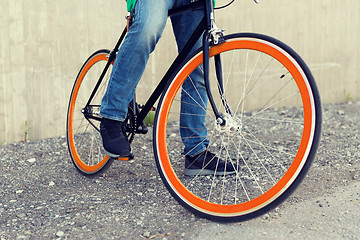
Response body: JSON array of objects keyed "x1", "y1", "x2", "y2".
[{"x1": 100, "y1": 0, "x2": 209, "y2": 157}]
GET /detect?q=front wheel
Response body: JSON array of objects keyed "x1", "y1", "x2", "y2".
[{"x1": 153, "y1": 33, "x2": 322, "y2": 221}]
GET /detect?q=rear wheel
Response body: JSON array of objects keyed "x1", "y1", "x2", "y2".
[
  {"x1": 67, "y1": 50, "x2": 114, "y2": 175},
  {"x1": 153, "y1": 33, "x2": 322, "y2": 221}
]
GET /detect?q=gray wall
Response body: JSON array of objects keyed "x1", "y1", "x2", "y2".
[{"x1": 1, "y1": 0, "x2": 359, "y2": 143}]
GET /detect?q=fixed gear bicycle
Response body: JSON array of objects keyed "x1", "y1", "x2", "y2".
[{"x1": 66, "y1": 0, "x2": 322, "y2": 221}]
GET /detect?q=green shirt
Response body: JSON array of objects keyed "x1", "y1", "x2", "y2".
[
  {"x1": 127, "y1": 0, "x2": 216, "y2": 12},
  {"x1": 127, "y1": 0, "x2": 136, "y2": 12}
]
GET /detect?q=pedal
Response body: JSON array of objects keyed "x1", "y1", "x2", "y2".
[
  {"x1": 113, "y1": 153, "x2": 134, "y2": 161},
  {"x1": 136, "y1": 123, "x2": 148, "y2": 134}
]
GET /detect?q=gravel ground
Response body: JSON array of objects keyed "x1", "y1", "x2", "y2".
[{"x1": 0, "y1": 102, "x2": 359, "y2": 240}]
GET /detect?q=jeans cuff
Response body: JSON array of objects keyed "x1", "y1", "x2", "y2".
[
  {"x1": 99, "y1": 113, "x2": 126, "y2": 122},
  {"x1": 184, "y1": 148, "x2": 206, "y2": 158}
]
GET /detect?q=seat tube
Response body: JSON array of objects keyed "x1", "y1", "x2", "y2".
[{"x1": 85, "y1": 27, "x2": 128, "y2": 107}]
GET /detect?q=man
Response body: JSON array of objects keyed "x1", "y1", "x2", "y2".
[{"x1": 100, "y1": 0, "x2": 235, "y2": 176}]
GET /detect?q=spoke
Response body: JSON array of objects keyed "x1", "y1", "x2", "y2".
[
  {"x1": 234, "y1": 55, "x2": 274, "y2": 116},
  {"x1": 238, "y1": 51, "x2": 262, "y2": 122},
  {"x1": 239, "y1": 132, "x2": 278, "y2": 186},
  {"x1": 215, "y1": 50, "x2": 235, "y2": 114},
  {"x1": 258, "y1": 76, "x2": 294, "y2": 111},
  {"x1": 222, "y1": 134, "x2": 255, "y2": 201},
  {"x1": 73, "y1": 118, "x2": 94, "y2": 133},
  {"x1": 172, "y1": 98, "x2": 214, "y2": 118},
  {"x1": 240, "y1": 133, "x2": 297, "y2": 159},
  {"x1": 183, "y1": 130, "x2": 222, "y2": 179},
  {"x1": 97, "y1": 72, "x2": 111, "y2": 94},
  {"x1": 243, "y1": 115, "x2": 303, "y2": 125},
  {"x1": 179, "y1": 126, "x2": 207, "y2": 131},
  {"x1": 178, "y1": 112, "x2": 207, "y2": 117},
  {"x1": 221, "y1": 134, "x2": 234, "y2": 204},
  {"x1": 188, "y1": 68, "x2": 207, "y2": 109},
  {"x1": 179, "y1": 125, "x2": 207, "y2": 150},
  {"x1": 234, "y1": 136, "x2": 251, "y2": 203},
  {"x1": 74, "y1": 118, "x2": 89, "y2": 135},
  {"x1": 90, "y1": 132, "x2": 95, "y2": 166},
  {"x1": 207, "y1": 147, "x2": 221, "y2": 203},
  {"x1": 76, "y1": 95, "x2": 87, "y2": 106},
  {"x1": 248, "y1": 90, "x2": 301, "y2": 120},
  {"x1": 97, "y1": 136, "x2": 103, "y2": 161},
  {"x1": 217, "y1": 133, "x2": 259, "y2": 200},
  {"x1": 181, "y1": 88, "x2": 207, "y2": 113},
  {"x1": 182, "y1": 137, "x2": 208, "y2": 158},
  {"x1": 219, "y1": 134, "x2": 232, "y2": 204}
]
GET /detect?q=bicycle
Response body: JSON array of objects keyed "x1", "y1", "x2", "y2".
[{"x1": 66, "y1": 0, "x2": 322, "y2": 221}]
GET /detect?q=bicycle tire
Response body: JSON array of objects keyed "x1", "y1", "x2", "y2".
[
  {"x1": 153, "y1": 33, "x2": 322, "y2": 221},
  {"x1": 67, "y1": 49, "x2": 115, "y2": 176}
]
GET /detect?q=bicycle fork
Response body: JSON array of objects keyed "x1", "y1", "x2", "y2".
[
  {"x1": 202, "y1": 0, "x2": 232, "y2": 126},
  {"x1": 202, "y1": 34, "x2": 232, "y2": 127}
]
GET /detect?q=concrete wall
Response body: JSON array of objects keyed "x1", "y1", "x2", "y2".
[{"x1": 0, "y1": 0, "x2": 359, "y2": 143}]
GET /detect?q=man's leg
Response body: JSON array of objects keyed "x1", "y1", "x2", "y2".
[
  {"x1": 171, "y1": 1, "x2": 235, "y2": 176},
  {"x1": 171, "y1": 0, "x2": 209, "y2": 157},
  {"x1": 100, "y1": 0, "x2": 174, "y2": 121},
  {"x1": 100, "y1": 0, "x2": 175, "y2": 158}
]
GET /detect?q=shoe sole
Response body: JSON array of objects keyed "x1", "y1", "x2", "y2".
[
  {"x1": 100, "y1": 135, "x2": 133, "y2": 160},
  {"x1": 184, "y1": 168, "x2": 236, "y2": 176},
  {"x1": 104, "y1": 149, "x2": 134, "y2": 161}
]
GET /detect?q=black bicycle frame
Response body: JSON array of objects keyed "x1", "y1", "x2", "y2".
[{"x1": 86, "y1": 0, "x2": 224, "y2": 128}]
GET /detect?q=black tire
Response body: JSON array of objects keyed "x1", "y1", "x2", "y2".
[
  {"x1": 153, "y1": 33, "x2": 322, "y2": 221},
  {"x1": 67, "y1": 50, "x2": 115, "y2": 176}
]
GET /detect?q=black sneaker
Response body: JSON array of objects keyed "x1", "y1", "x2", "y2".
[
  {"x1": 100, "y1": 118, "x2": 131, "y2": 159},
  {"x1": 184, "y1": 151, "x2": 236, "y2": 176}
]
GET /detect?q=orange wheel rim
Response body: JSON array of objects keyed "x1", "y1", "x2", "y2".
[
  {"x1": 156, "y1": 39, "x2": 315, "y2": 216},
  {"x1": 68, "y1": 54, "x2": 110, "y2": 173}
]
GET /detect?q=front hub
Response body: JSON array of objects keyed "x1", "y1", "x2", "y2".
[{"x1": 215, "y1": 114, "x2": 241, "y2": 135}]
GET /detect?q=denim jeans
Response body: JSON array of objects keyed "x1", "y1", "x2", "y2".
[{"x1": 100, "y1": 0, "x2": 209, "y2": 157}]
